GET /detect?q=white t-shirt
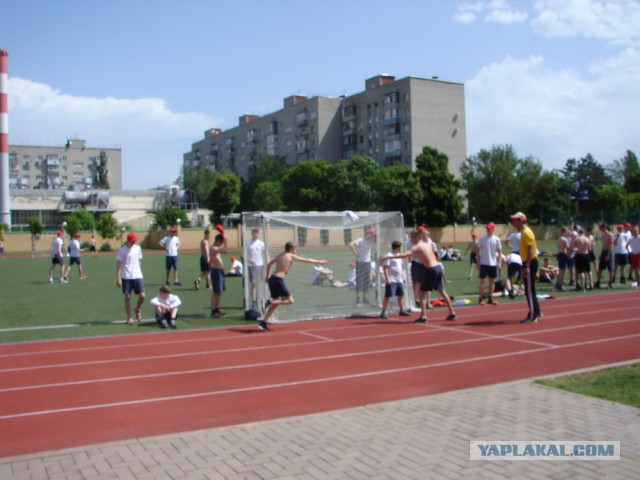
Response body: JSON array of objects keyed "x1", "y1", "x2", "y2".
[
  {"x1": 69, "y1": 239, "x2": 81, "y2": 258},
  {"x1": 507, "y1": 232, "x2": 521, "y2": 253},
  {"x1": 478, "y1": 235, "x2": 502, "y2": 267},
  {"x1": 150, "y1": 293, "x2": 182, "y2": 310},
  {"x1": 116, "y1": 244, "x2": 143, "y2": 279},
  {"x1": 382, "y1": 252, "x2": 404, "y2": 284},
  {"x1": 246, "y1": 238, "x2": 265, "y2": 267},
  {"x1": 627, "y1": 235, "x2": 640, "y2": 255},
  {"x1": 52, "y1": 237, "x2": 63, "y2": 257},
  {"x1": 160, "y1": 236, "x2": 180, "y2": 256},
  {"x1": 230, "y1": 259, "x2": 243, "y2": 275},
  {"x1": 352, "y1": 237, "x2": 373, "y2": 263},
  {"x1": 614, "y1": 231, "x2": 630, "y2": 254}
]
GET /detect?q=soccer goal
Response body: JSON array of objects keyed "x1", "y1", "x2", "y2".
[{"x1": 241, "y1": 211, "x2": 413, "y2": 323}]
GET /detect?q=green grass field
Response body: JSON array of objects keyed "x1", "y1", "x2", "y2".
[
  {"x1": 538, "y1": 364, "x2": 640, "y2": 409},
  {"x1": 0, "y1": 239, "x2": 629, "y2": 343}
]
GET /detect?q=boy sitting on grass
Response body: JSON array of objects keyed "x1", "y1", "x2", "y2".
[{"x1": 150, "y1": 285, "x2": 181, "y2": 329}]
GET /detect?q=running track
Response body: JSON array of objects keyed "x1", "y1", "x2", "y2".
[{"x1": 1, "y1": 291, "x2": 638, "y2": 457}]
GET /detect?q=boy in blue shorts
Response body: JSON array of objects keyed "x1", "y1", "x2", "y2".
[
  {"x1": 380, "y1": 240, "x2": 411, "y2": 318},
  {"x1": 259, "y1": 242, "x2": 331, "y2": 331}
]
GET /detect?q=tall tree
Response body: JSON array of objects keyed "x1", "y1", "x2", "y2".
[
  {"x1": 326, "y1": 156, "x2": 378, "y2": 211},
  {"x1": 607, "y1": 150, "x2": 640, "y2": 193},
  {"x1": 562, "y1": 154, "x2": 611, "y2": 201},
  {"x1": 242, "y1": 156, "x2": 288, "y2": 210},
  {"x1": 371, "y1": 164, "x2": 420, "y2": 224},
  {"x1": 207, "y1": 172, "x2": 241, "y2": 223},
  {"x1": 91, "y1": 151, "x2": 110, "y2": 189},
  {"x1": 281, "y1": 161, "x2": 332, "y2": 211},
  {"x1": 414, "y1": 146, "x2": 463, "y2": 226}
]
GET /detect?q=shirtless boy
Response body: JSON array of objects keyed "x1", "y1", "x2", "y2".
[
  {"x1": 381, "y1": 229, "x2": 456, "y2": 323},
  {"x1": 209, "y1": 233, "x2": 228, "y2": 318},
  {"x1": 594, "y1": 223, "x2": 613, "y2": 289},
  {"x1": 259, "y1": 242, "x2": 331, "y2": 331}
]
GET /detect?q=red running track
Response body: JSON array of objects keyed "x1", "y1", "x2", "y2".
[{"x1": 1, "y1": 291, "x2": 639, "y2": 457}]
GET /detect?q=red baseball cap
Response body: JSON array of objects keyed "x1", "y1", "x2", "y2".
[
  {"x1": 57, "y1": 230, "x2": 64, "y2": 236},
  {"x1": 231, "y1": 256, "x2": 236, "y2": 261},
  {"x1": 127, "y1": 233, "x2": 138, "y2": 243},
  {"x1": 417, "y1": 225, "x2": 426, "y2": 232},
  {"x1": 486, "y1": 222, "x2": 495, "y2": 230},
  {"x1": 74, "y1": 233, "x2": 81, "y2": 238},
  {"x1": 170, "y1": 227, "x2": 177, "y2": 233},
  {"x1": 625, "y1": 223, "x2": 632, "y2": 229},
  {"x1": 617, "y1": 224, "x2": 623, "y2": 230}
]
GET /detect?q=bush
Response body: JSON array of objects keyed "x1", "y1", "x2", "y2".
[
  {"x1": 80, "y1": 241, "x2": 91, "y2": 250},
  {"x1": 100, "y1": 242, "x2": 113, "y2": 252}
]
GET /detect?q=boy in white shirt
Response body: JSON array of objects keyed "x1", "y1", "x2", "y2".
[
  {"x1": 159, "y1": 227, "x2": 181, "y2": 286},
  {"x1": 380, "y1": 241, "x2": 411, "y2": 318},
  {"x1": 116, "y1": 233, "x2": 145, "y2": 325},
  {"x1": 150, "y1": 285, "x2": 182, "y2": 329},
  {"x1": 227, "y1": 255, "x2": 244, "y2": 276},
  {"x1": 64, "y1": 232, "x2": 88, "y2": 280}
]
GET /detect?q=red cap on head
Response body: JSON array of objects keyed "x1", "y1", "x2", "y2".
[
  {"x1": 57, "y1": 230, "x2": 64, "y2": 236},
  {"x1": 617, "y1": 224, "x2": 623, "y2": 230},
  {"x1": 510, "y1": 212, "x2": 527, "y2": 222},
  {"x1": 170, "y1": 227, "x2": 177, "y2": 233},
  {"x1": 74, "y1": 233, "x2": 81, "y2": 238},
  {"x1": 417, "y1": 225, "x2": 426, "y2": 232},
  {"x1": 127, "y1": 233, "x2": 137, "y2": 243},
  {"x1": 486, "y1": 222, "x2": 495, "y2": 230},
  {"x1": 625, "y1": 223, "x2": 631, "y2": 229},
  {"x1": 231, "y1": 256, "x2": 236, "y2": 261},
  {"x1": 350, "y1": 262, "x2": 356, "y2": 268}
]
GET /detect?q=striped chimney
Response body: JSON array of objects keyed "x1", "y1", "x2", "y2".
[{"x1": 0, "y1": 49, "x2": 9, "y2": 229}]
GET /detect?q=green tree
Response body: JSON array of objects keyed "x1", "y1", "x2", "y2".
[
  {"x1": 253, "y1": 180, "x2": 284, "y2": 211},
  {"x1": 208, "y1": 172, "x2": 241, "y2": 223},
  {"x1": 562, "y1": 154, "x2": 611, "y2": 201},
  {"x1": 592, "y1": 184, "x2": 629, "y2": 212},
  {"x1": 414, "y1": 146, "x2": 463, "y2": 226},
  {"x1": 65, "y1": 210, "x2": 96, "y2": 231},
  {"x1": 607, "y1": 150, "x2": 640, "y2": 193},
  {"x1": 529, "y1": 170, "x2": 576, "y2": 224},
  {"x1": 281, "y1": 161, "x2": 332, "y2": 211},
  {"x1": 327, "y1": 156, "x2": 378, "y2": 211},
  {"x1": 91, "y1": 151, "x2": 110, "y2": 189},
  {"x1": 371, "y1": 164, "x2": 420, "y2": 224},
  {"x1": 95, "y1": 213, "x2": 119, "y2": 239},
  {"x1": 154, "y1": 207, "x2": 190, "y2": 229},
  {"x1": 242, "y1": 156, "x2": 288, "y2": 210},
  {"x1": 182, "y1": 166, "x2": 218, "y2": 206},
  {"x1": 29, "y1": 217, "x2": 44, "y2": 257}
]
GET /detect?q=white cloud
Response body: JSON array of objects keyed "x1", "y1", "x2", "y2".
[
  {"x1": 8, "y1": 78, "x2": 219, "y2": 189},
  {"x1": 466, "y1": 50, "x2": 640, "y2": 168},
  {"x1": 531, "y1": 0, "x2": 640, "y2": 47},
  {"x1": 453, "y1": 0, "x2": 528, "y2": 24}
]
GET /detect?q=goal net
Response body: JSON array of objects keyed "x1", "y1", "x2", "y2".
[{"x1": 241, "y1": 211, "x2": 413, "y2": 323}]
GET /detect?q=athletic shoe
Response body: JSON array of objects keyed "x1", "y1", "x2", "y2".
[
  {"x1": 160, "y1": 319, "x2": 169, "y2": 329},
  {"x1": 446, "y1": 314, "x2": 457, "y2": 321},
  {"x1": 126, "y1": 318, "x2": 134, "y2": 325},
  {"x1": 426, "y1": 304, "x2": 435, "y2": 310},
  {"x1": 520, "y1": 317, "x2": 538, "y2": 324},
  {"x1": 170, "y1": 320, "x2": 177, "y2": 329},
  {"x1": 194, "y1": 280, "x2": 199, "y2": 291},
  {"x1": 49, "y1": 278, "x2": 54, "y2": 284},
  {"x1": 489, "y1": 300, "x2": 498, "y2": 305},
  {"x1": 606, "y1": 283, "x2": 613, "y2": 289},
  {"x1": 593, "y1": 281, "x2": 601, "y2": 289},
  {"x1": 621, "y1": 277, "x2": 626, "y2": 284},
  {"x1": 59, "y1": 278, "x2": 68, "y2": 284},
  {"x1": 174, "y1": 281, "x2": 182, "y2": 286},
  {"x1": 258, "y1": 320, "x2": 270, "y2": 331},
  {"x1": 414, "y1": 317, "x2": 428, "y2": 324},
  {"x1": 135, "y1": 308, "x2": 142, "y2": 322},
  {"x1": 508, "y1": 290, "x2": 515, "y2": 299},
  {"x1": 380, "y1": 311, "x2": 388, "y2": 319},
  {"x1": 165, "y1": 281, "x2": 170, "y2": 286},
  {"x1": 478, "y1": 300, "x2": 485, "y2": 306},
  {"x1": 399, "y1": 310, "x2": 411, "y2": 316},
  {"x1": 555, "y1": 284, "x2": 566, "y2": 292}
]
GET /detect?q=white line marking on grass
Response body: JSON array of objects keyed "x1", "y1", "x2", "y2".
[{"x1": 2, "y1": 331, "x2": 639, "y2": 421}]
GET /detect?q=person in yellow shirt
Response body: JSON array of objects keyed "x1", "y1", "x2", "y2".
[{"x1": 510, "y1": 212, "x2": 542, "y2": 323}]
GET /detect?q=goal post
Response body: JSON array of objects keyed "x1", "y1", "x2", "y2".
[{"x1": 241, "y1": 211, "x2": 414, "y2": 323}]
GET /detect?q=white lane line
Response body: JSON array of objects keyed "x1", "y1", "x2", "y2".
[{"x1": 2, "y1": 331, "x2": 638, "y2": 421}]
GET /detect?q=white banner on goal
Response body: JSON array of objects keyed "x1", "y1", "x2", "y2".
[{"x1": 241, "y1": 211, "x2": 413, "y2": 323}]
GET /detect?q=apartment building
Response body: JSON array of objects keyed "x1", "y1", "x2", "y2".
[
  {"x1": 184, "y1": 74, "x2": 466, "y2": 179},
  {"x1": 8, "y1": 139, "x2": 122, "y2": 190}
]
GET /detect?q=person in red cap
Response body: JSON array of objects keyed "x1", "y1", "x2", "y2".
[
  {"x1": 510, "y1": 212, "x2": 542, "y2": 323},
  {"x1": 64, "y1": 232, "x2": 88, "y2": 281},
  {"x1": 116, "y1": 232, "x2": 145, "y2": 325},
  {"x1": 48, "y1": 230, "x2": 67, "y2": 284},
  {"x1": 477, "y1": 222, "x2": 502, "y2": 305},
  {"x1": 159, "y1": 227, "x2": 181, "y2": 286},
  {"x1": 227, "y1": 255, "x2": 243, "y2": 276}
]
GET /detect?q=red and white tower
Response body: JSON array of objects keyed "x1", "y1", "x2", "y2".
[{"x1": 0, "y1": 49, "x2": 9, "y2": 229}]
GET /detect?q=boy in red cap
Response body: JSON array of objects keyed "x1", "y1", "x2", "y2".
[
  {"x1": 49, "y1": 230, "x2": 67, "y2": 284},
  {"x1": 159, "y1": 227, "x2": 181, "y2": 286},
  {"x1": 116, "y1": 232, "x2": 145, "y2": 325}
]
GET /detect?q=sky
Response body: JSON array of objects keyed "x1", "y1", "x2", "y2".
[{"x1": 2, "y1": 0, "x2": 639, "y2": 190}]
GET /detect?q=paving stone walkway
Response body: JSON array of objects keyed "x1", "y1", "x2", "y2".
[{"x1": 2, "y1": 378, "x2": 639, "y2": 480}]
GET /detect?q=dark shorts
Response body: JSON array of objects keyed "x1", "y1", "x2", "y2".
[
  {"x1": 52, "y1": 255, "x2": 64, "y2": 265},
  {"x1": 507, "y1": 262, "x2": 521, "y2": 279},
  {"x1": 89, "y1": 246, "x2": 96, "y2": 252},
  {"x1": 155, "y1": 310, "x2": 179, "y2": 323},
  {"x1": 614, "y1": 253, "x2": 629, "y2": 266},
  {"x1": 479, "y1": 264, "x2": 498, "y2": 279},
  {"x1": 420, "y1": 265, "x2": 444, "y2": 293},
  {"x1": 598, "y1": 250, "x2": 612, "y2": 271},
  {"x1": 355, "y1": 261, "x2": 371, "y2": 292},
  {"x1": 411, "y1": 260, "x2": 426, "y2": 284},
  {"x1": 121, "y1": 278, "x2": 145, "y2": 295},
  {"x1": 589, "y1": 250, "x2": 596, "y2": 262},
  {"x1": 574, "y1": 253, "x2": 591, "y2": 273},
  {"x1": 384, "y1": 282, "x2": 405, "y2": 298},
  {"x1": 249, "y1": 265, "x2": 264, "y2": 283},
  {"x1": 210, "y1": 268, "x2": 226, "y2": 293},
  {"x1": 268, "y1": 275, "x2": 291, "y2": 299},
  {"x1": 69, "y1": 257, "x2": 81, "y2": 266},
  {"x1": 469, "y1": 252, "x2": 477, "y2": 265},
  {"x1": 165, "y1": 256, "x2": 179, "y2": 270},
  {"x1": 556, "y1": 252, "x2": 570, "y2": 269},
  {"x1": 199, "y1": 255, "x2": 210, "y2": 273}
]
